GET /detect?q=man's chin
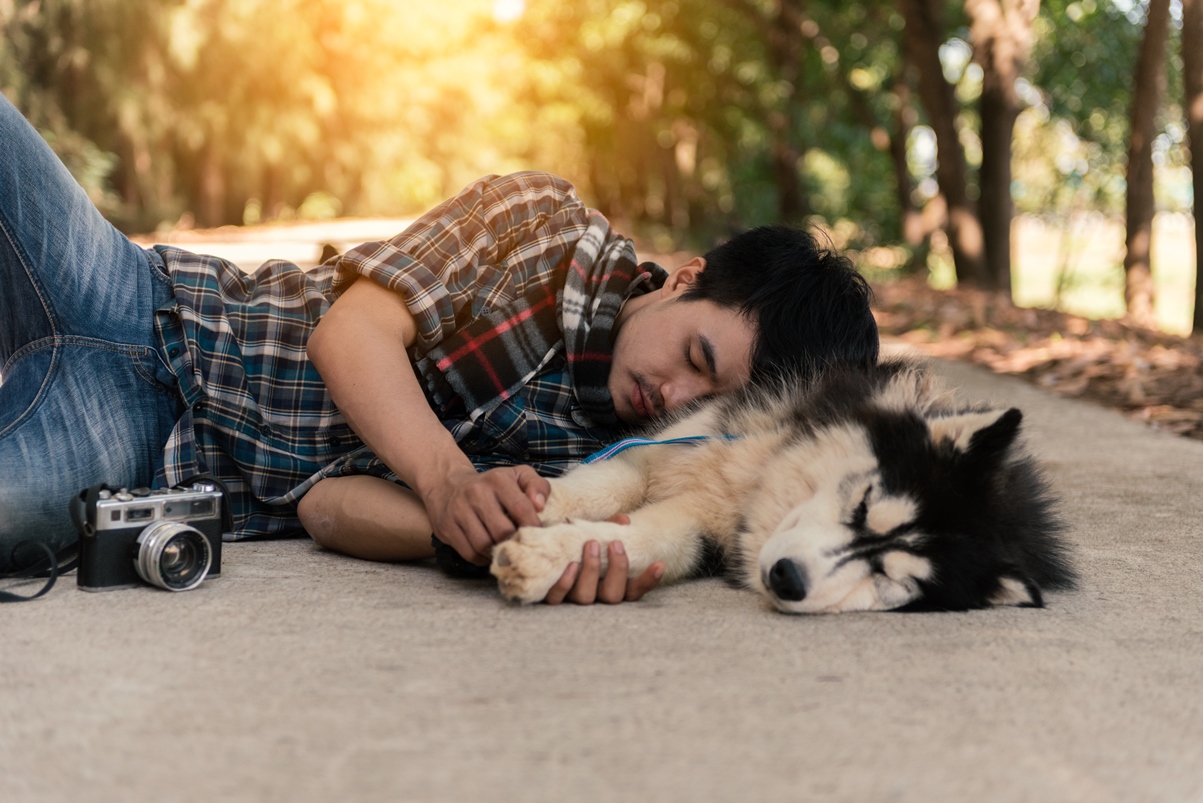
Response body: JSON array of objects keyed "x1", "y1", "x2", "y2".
[
  {"x1": 612, "y1": 399, "x2": 642, "y2": 425},
  {"x1": 612, "y1": 395, "x2": 646, "y2": 425}
]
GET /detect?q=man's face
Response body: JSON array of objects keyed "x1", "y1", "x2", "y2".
[{"x1": 609, "y1": 259, "x2": 756, "y2": 424}]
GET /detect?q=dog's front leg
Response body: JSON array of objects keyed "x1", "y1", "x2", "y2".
[
  {"x1": 492, "y1": 499, "x2": 711, "y2": 604},
  {"x1": 538, "y1": 456, "x2": 647, "y2": 524}
]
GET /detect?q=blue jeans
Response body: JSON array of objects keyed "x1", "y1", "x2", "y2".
[{"x1": 0, "y1": 94, "x2": 182, "y2": 571}]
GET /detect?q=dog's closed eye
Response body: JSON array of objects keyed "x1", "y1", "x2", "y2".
[{"x1": 865, "y1": 496, "x2": 918, "y2": 537}]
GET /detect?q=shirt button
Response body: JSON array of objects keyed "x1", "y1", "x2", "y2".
[
  {"x1": 168, "y1": 347, "x2": 179, "y2": 358},
  {"x1": 260, "y1": 424, "x2": 271, "y2": 436},
  {"x1": 481, "y1": 307, "x2": 491, "y2": 315}
]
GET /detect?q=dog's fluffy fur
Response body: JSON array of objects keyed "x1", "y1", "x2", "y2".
[{"x1": 491, "y1": 360, "x2": 1076, "y2": 613}]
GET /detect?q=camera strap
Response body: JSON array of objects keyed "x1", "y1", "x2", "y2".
[{"x1": 0, "y1": 541, "x2": 79, "y2": 603}]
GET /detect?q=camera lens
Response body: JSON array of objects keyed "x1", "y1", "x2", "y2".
[{"x1": 135, "y1": 522, "x2": 212, "y2": 591}]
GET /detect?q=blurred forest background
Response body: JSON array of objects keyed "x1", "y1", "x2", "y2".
[{"x1": 1, "y1": 0, "x2": 1200, "y2": 336}]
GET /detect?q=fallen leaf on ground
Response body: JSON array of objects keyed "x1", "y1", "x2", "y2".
[{"x1": 873, "y1": 276, "x2": 1203, "y2": 442}]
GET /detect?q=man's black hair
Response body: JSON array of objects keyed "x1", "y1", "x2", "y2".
[{"x1": 681, "y1": 225, "x2": 879, "y2": 382}]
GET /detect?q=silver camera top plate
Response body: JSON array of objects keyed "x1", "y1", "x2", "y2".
[{"x1": 92, "y1": 487, "x2": 222, "y2": 532}]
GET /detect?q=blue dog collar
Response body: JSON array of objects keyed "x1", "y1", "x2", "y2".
[{"x1": 582, "y1": 434, "x2": 741, "y2": 464}]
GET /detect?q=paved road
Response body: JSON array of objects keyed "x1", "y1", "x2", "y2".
[
  {"x1": 127, "y1": 217, "x2": 416, "y2": 272},
  {"x1": 3, "y1": 356, "x2": 1201, "y2": 802}
]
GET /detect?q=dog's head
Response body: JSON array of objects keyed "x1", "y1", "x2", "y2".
[{"x1": 740, "y1": 405, "x2": 1075, "y2": 613}]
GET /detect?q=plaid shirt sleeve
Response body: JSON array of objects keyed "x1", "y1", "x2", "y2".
[{"x1": 330, "y1": 171, "x2": 591, "y2": 355}]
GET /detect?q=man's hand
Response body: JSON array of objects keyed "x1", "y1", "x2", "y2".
[
  {"x1": 543, "y1": 514, "x2": 666, "y2": 604},
  {"x1": 425, "y1": 466, "x2": 551, "y2": 565}
]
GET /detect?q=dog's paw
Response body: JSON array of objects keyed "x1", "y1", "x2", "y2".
[
  {"x1": 492, "y1": 520, "x2": 637, "y2": 603},
  {"x1": 536, "y1": 486, "x2": 575, "y2": 525},
  {"x1": 491, "y1": 525, "x2": 584, "y2": 603}
]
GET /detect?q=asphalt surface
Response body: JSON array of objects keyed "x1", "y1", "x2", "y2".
[{"x1": 2, "y1": 356, "x2": 1201, "y2": 803}]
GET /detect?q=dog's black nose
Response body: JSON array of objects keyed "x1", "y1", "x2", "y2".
[{"x1": 768, "y1": 558, "x2": 807, "y2": 601}]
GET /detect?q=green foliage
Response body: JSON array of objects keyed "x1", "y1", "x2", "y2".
[
  {"x1": 0, "y1": 0, "x2": 1182, "y2": 258},
  {"x1": 517, "y1": 0, "x2": 913, "y2": 249},
  {"x1": 1, "y1": 0, "x2": 537, "y2": 230},
  {"x1": 1019, "y1": 0, "x2": 1188, "y2": 218},
  {"x1": 1020, "y1": 0, "x2": 1142, "y2": 215}
]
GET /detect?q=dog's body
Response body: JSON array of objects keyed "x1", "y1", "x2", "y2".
[{"x1": 492, "y1": 360, "x2": 1075, "y2": 613}]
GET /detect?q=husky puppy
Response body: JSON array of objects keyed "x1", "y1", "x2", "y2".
[{"x1": 491, "y1": 360, "x2": 1075, "y2": 613}]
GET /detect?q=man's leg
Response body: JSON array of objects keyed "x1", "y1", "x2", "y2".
[
  {"x1": 0, "y1": 94, "x2": 180, "y2": 571},
  {"x1": 300, "y1": 476, "x2": 436, "y2": 561}
]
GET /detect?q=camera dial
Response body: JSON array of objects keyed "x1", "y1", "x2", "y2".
[{"x1": 135, "y1": 522, "x2": 213, "y2": 591}]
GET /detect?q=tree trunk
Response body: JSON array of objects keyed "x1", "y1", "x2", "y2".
[
  {"x1": 1186, "y1": 0, "x2": 1203, "y2": 334},
  {"x1": 898, "y1": 0, "x2": 989, "y2": 285},
  {"x1": 197, "y1": 141, "x2": 226, "y2": 228},
  {"x1": 966, "y1": 0, "x2": 1039, "y2": 292},
  {"x1": 1124, "y1": 0, "x2": 1172, "y2": 329},
  {"x1": 767, "y1": 0, "x2": 808, "y2": 223},
  {"x1": 890, "y1": 81, "x2": 926, "y2": 251},
  {"x1": 839, "y1": 67, "x2": 926, "y2": 257}
]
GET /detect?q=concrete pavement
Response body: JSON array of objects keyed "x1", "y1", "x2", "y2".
[{"x1": 2, "y1": 357, "x2": 1202, "y2": 803}]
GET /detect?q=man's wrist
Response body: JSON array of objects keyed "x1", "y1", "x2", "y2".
[{"x1": 411, "y1": 451, "x2": 477, "y2": 503}]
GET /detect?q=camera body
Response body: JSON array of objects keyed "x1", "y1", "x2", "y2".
[{"x1": 73, "y1": 483, "x2": 224, "y2": 592}]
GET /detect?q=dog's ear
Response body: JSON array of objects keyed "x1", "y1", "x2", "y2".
[
  {"x1": 927, "y1": 408, "x2": 1022, "y2": 456},
  {"x1": 988, "y1": 574, "x2": 1044, "y2": 608}
]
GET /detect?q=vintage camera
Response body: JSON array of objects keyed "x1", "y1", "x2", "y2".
[{"x1": 72, "y1": 483, "x2": 224, "y2": 592}]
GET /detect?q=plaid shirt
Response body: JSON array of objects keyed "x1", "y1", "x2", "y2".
[{"x1": 152, "y1": 172, "x2": 662, "y2": 539}]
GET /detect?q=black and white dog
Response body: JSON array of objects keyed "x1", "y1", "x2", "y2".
[{"x1": 492, "y1": 360, "x2": 1076, "y2": 613}]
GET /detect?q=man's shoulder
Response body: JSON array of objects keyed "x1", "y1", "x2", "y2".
[{"x1": 480, "y1": 171, "x2": 582, "y2": 206}]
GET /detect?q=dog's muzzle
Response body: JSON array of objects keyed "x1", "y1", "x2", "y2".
[{"x1": 766, "y1": 558, "x2": 808, "y2": 601}]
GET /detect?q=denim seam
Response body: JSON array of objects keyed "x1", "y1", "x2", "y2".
[
  {"x1": 129, "y1": 349, "x2": 180, "y2": 399},
  {"x1": 0, "y1": 205, "x2": 59, "y2": 337},
  {"x1": 143, "y1": 246, "x2": 175, "y2": 291},
  {"x1": 2, "y1": 336, "x2": 178, "y2": 401},
  {"x1": 2, "y1": 336, "x2": 56, "y2": 375},
  {"x1": 0, "y1": 338, "x2": 58, "y2": 440},
  {"x1": 4, "y1": 334, "x2": 150, "y2": 370}
]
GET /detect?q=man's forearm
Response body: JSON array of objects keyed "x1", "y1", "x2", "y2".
[
  {"x1": 308, "y1": 277, "x2": 476, "y2": 499},
  {"x1": 309, "y1": 276, "x2": 549, "y2": 563}
]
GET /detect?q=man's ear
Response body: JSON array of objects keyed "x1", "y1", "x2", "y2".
[{"x1": 664, "y1": 257, "x2": 706, "y2": 297}]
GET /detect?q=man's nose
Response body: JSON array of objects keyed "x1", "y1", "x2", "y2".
[{"x1": 661, "y1": 375, "x2": 709, "y2": 410}]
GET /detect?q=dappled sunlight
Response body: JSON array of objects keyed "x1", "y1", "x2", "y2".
[{"x1": 1, "y1": 0, "x2": 1197, "y2": 333}]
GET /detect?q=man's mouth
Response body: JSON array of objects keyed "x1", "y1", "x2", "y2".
[{"x1": 631, "y1": 379, "x2": 657, "y2": 419}]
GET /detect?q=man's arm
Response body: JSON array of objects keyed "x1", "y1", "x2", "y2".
[
  {"x1": 303, "y1": 279, "x2": 664, "y2": 603},
  {"x1": 306, "y1": 276, "x2": 549, "y2": 564}
]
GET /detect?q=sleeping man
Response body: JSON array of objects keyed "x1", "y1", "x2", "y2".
[{"x1": 0, "y1": 93, "x2": 879, "y2": 603}]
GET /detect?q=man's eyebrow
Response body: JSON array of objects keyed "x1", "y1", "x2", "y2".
[{"x1": 699, "y1": 334, "x2": 718, "y2": 382}]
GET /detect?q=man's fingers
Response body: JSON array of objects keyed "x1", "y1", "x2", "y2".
[
  {"x1": 514, "y1": 466, "x2": 551, "y2": 511},
  {"x1": 544, "y1": 562, "x2": 579, "y2": 605},
  {"x1": 567, "y1": 541, "x2": 601, "y2": 604},
  {"x1": 493, "y1": 472, "x2": 543, "y2": 529},
  {"x1": 625, "y1": 562, "x2": 665, "y2": 601},
  {"x1": 463, "y1": 483, "x2": 519, "y2": 545},
  {"x1": 453, "y1": 512, "x2": 494, "y2": 564},
  {"x1": 598, "y1": 541, "x2": 630, "y2": 604},
  {"x1": 478, "y1": 500, "x2": 519, "y2": 545},
  {"x1": 605, "y1": 513, "x2": 631, "y2": 526}
]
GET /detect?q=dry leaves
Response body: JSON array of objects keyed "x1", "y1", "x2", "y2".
[{"x1": 872, "y1": 276, "x2": 1203, "y2": 440}]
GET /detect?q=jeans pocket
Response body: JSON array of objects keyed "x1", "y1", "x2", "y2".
[
  {"x1": 0, "y1": 344, "x2": 54, "y2": 439},
  {"x1": 130, "y1": 346, "x2": 180, "y2": 397},
  {"x1": 144, "y1": 246, "x2": 175, "y2": 289}
]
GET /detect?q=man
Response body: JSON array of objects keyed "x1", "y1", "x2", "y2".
[{"x1": 0, "y1": 93, "x2": 879, "y2": 603}]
